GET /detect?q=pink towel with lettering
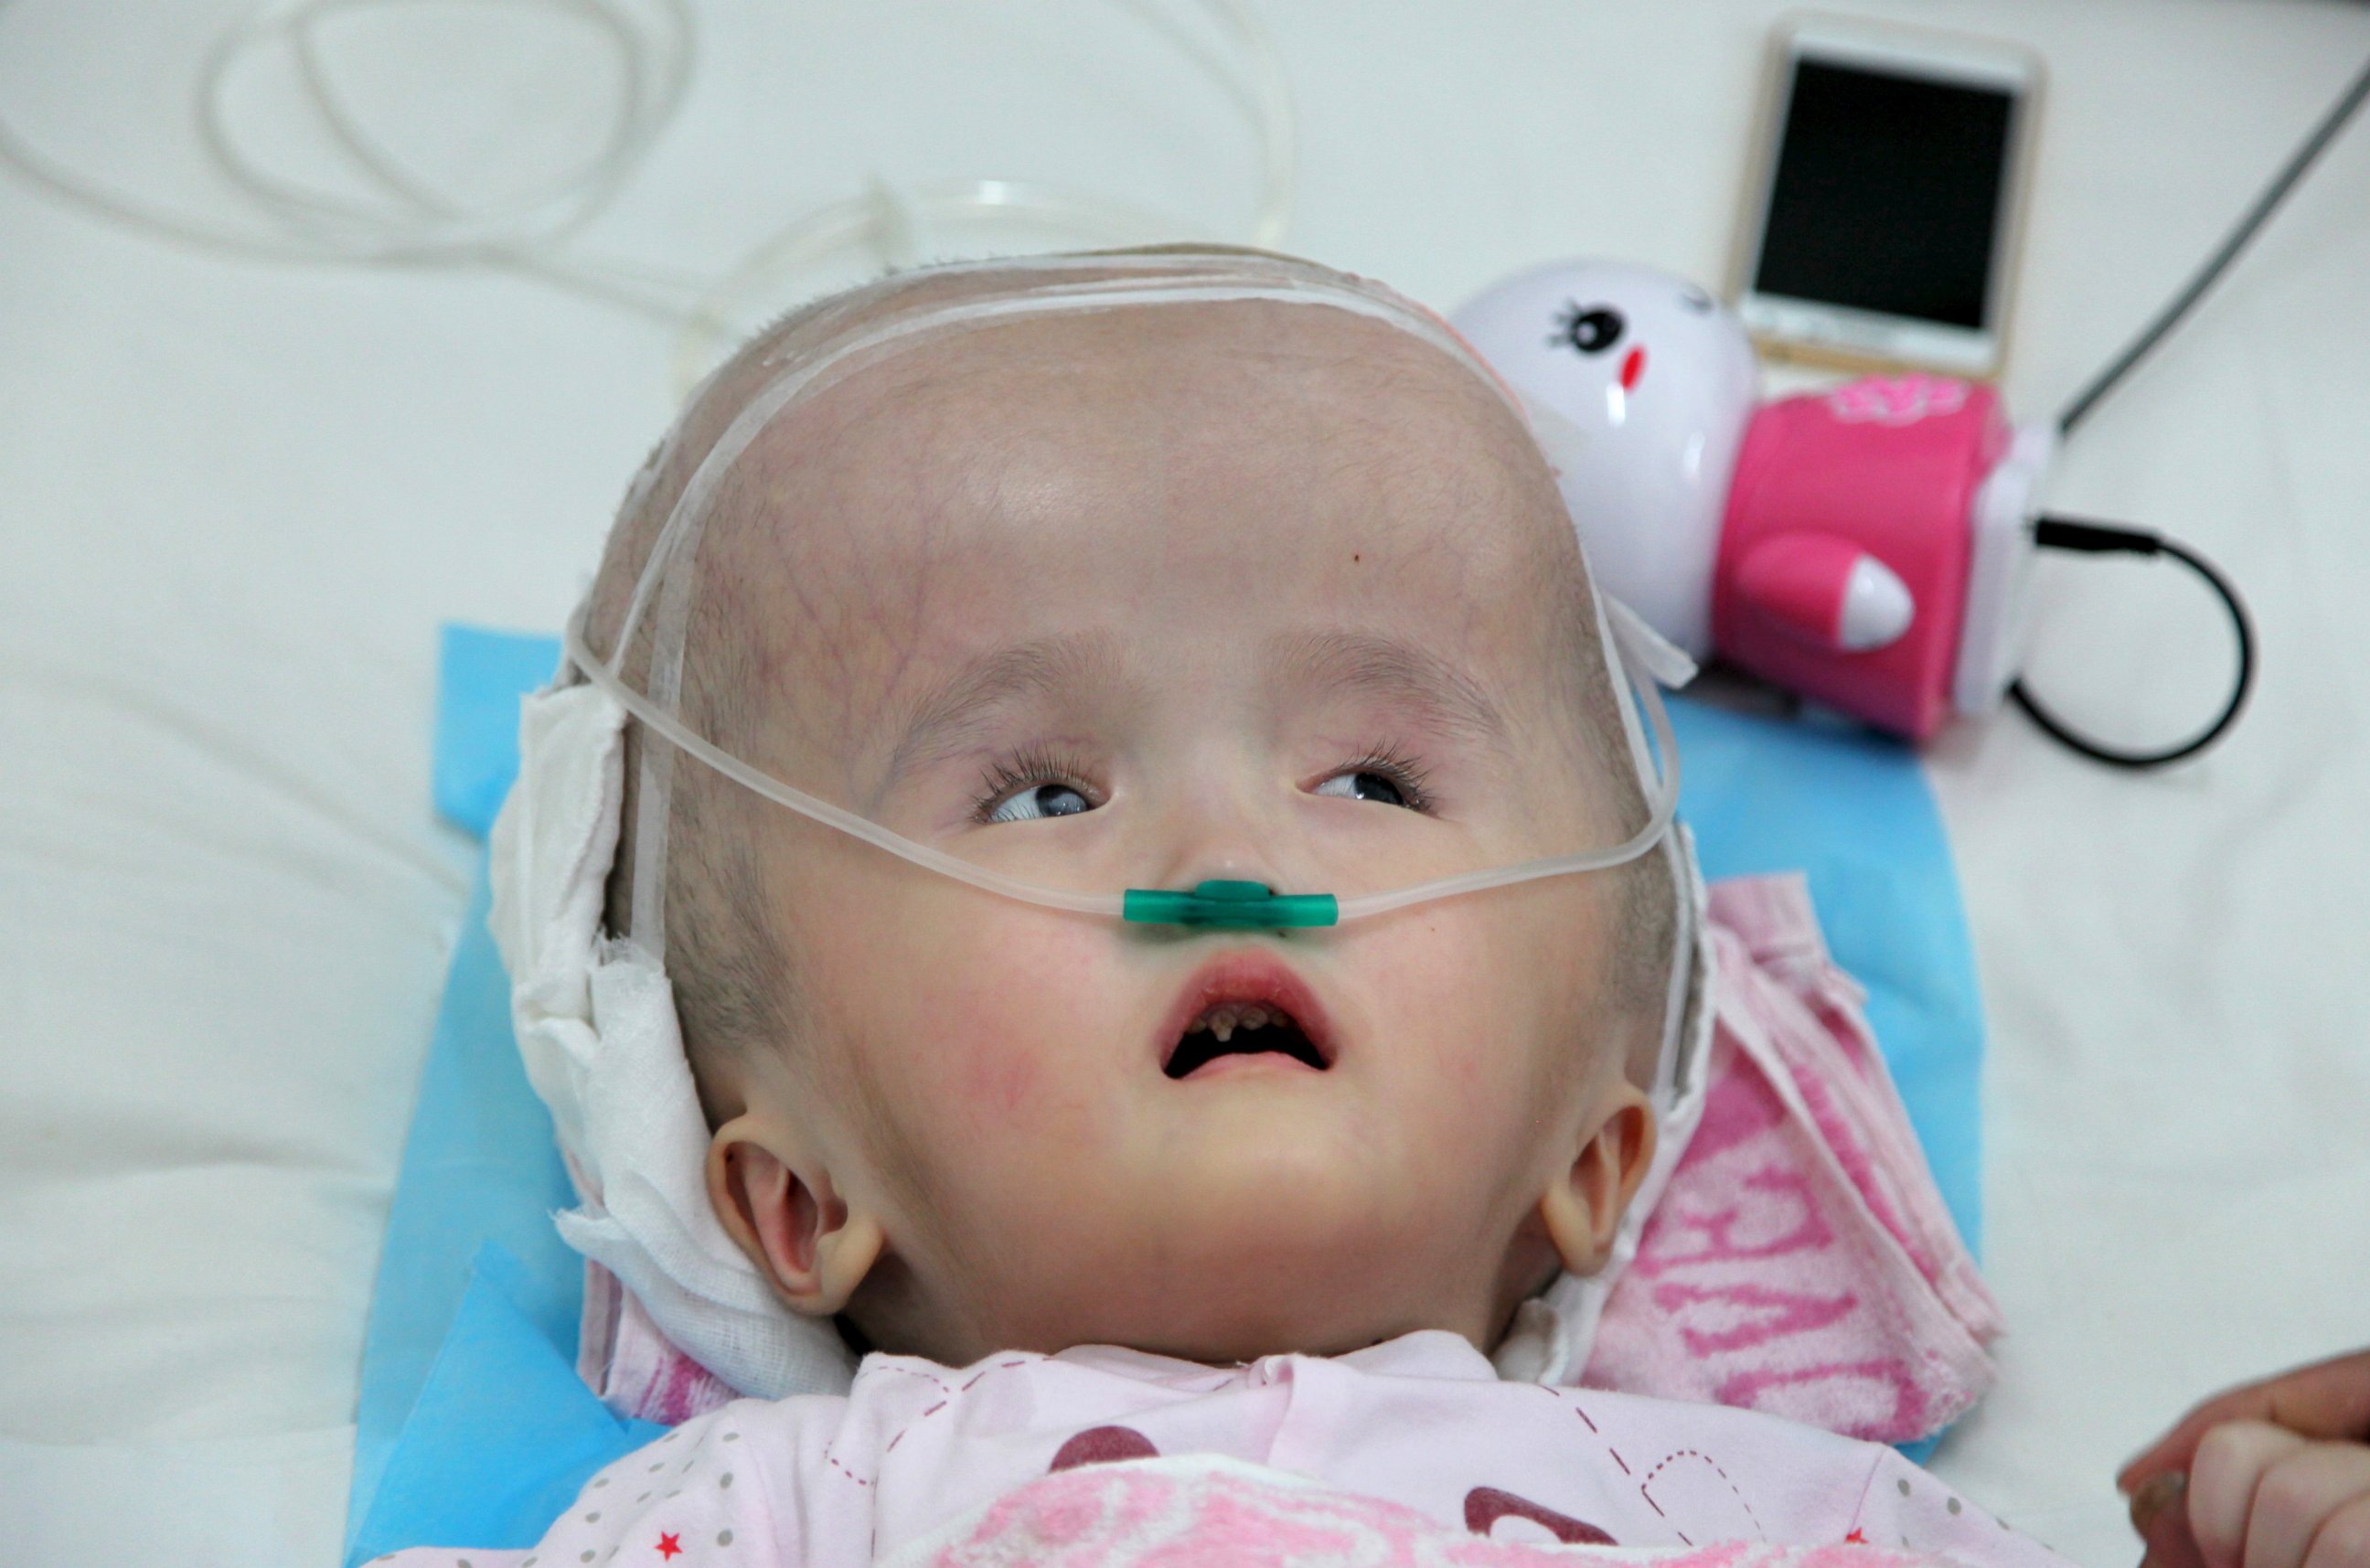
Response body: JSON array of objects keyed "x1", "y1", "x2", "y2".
[
  {"x1": 577, "y1": 873, "x2": 1999, "y2": 1442},
  {"x1": 1578, "y1": 875, "x2": 2001, "y2": 1440}
]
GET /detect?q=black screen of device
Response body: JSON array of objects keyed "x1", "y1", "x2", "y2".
[{"x1": 1754, "y1": 59, "x2": 2016, "y2": 330}]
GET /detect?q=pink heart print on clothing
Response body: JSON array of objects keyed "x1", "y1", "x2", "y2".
[
  {"x1": 1050, "y1": 1426, "x2": 1161, "y2": 1471},
  {"x1": 1465, "y1": 1486, "x2": 1618, "y2": 1545}
]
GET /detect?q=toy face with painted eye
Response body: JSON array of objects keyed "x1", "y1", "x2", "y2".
[
  {"x1": 1454, "y1": 261, "x2": 1761, "y2": 657},
  {"x1": 1494, "y1": 270, "x2": 1733, "y2": 423},
  {"x1": 1556, "y1": 304, "x2": 1626, "y2": 356},
  {"x1": 1548, "y1": 283, "x2": 1722, "y2": 401}
]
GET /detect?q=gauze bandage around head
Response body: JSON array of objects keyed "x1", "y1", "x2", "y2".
[{"x1": 490, "y1": 250, "x2": 1711, "y2": 1400}]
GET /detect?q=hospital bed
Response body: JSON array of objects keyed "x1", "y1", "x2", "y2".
[{"x1": 4, "y1": 2, "x2": 2367, "y2": 1563}]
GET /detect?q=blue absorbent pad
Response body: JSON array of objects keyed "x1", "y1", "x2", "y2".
[{"x1": 345, "y1": 623, "x2": 1987, "y2": 1562}]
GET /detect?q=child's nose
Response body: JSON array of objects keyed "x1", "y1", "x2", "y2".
[{"x1": 1131, "y1": 770, "x2": 1316, "y2": 905}]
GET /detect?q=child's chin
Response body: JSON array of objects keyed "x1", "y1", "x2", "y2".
[
  {"x1": 1139, "y1": 1115, "x2": 1404, "y2": 1216},
  {"x1": 1126, "y1": 1167, "x2": 1447, "y2": 1285}
]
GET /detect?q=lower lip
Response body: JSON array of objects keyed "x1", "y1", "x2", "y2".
[{"x1": 1173, "y1": 1050, "x2": 1326, "y2": 1083}]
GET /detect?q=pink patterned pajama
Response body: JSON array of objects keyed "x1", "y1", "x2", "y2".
[{"x1": 379, "y1": 1331, "x2": 2067, "y2": 1568}]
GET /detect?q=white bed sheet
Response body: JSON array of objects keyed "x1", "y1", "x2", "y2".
[{"x1": 5, "y1": 3, "x2": 2366, "y2": 1564}]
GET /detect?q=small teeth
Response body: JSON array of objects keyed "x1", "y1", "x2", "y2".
[{"x1": 1189, "y1": 1002, "x2": 1275, "y2": 1043}]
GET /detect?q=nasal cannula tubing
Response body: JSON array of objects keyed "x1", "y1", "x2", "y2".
[
  {"x1": 560, "y1": 601, "x2": 1683, "y2": 932},
  {"x1": 585, "y1": 258, "x2": 1692, "y2": 933}
]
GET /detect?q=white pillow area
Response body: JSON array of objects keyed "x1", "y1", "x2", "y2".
[{"x1": 5, "y1": 5, "x2": 2368, "y2": 1565}]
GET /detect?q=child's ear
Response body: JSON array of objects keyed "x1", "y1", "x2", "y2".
[
  {"x1": 1538, "y1": 1083, "x2": 1658, "y2": 1278},
  {"x1": 706, "y1": 1114, "x2": 886, "y2": 1316}
]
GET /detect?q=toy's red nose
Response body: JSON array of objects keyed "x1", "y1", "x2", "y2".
[{"x1": 1619, "y1": 345, "x2": 1647, "y2": 391}]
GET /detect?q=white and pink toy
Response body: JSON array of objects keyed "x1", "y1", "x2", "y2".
[{"x1": 1453, "y1": 261, "x2": 2052, "y2": 742}]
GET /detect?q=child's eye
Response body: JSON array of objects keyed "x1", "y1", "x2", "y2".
[
  {"x1": 986, "y1": 782, "x2": 1094, "y2": 823},
  {"x1": 1312, "y1": 752, "x2": 1432, "y2": 813},
  {"x1": 1314, "y1": 770, "x2": 1409, "y2": 807},
  {"x1": 974, "y1": 747, "x2": 1103, "y2": 824}
]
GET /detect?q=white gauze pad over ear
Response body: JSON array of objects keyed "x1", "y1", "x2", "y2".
[{"x1": 490, "y1": 677, "x2": 858, "y2": 1400}]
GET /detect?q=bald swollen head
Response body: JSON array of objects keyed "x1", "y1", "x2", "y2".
[{"x1": 573, "y1": 249, "x2": 1678, "y2": 1112}]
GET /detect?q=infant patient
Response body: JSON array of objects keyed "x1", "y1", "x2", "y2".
[{"x1": 402, "y1": 250, "x2": 2044, "y2": 1567}]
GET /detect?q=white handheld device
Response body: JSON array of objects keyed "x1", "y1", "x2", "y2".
[{"x1": 1731, "y1": 14, "x2": 2043, "y2": 380}]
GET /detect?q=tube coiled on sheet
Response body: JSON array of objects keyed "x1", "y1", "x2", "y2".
[{"x1": 0, "y1": 0, "x2": 1297, "y2": 382}]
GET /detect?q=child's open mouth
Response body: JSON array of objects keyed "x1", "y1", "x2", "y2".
[
  {"x1": 1166, "y1": 1002, "x2": 1329, "y2": 1078},
  {"x1": 1157, "y1": 955, "x2": 1336, "y2": 1081}
]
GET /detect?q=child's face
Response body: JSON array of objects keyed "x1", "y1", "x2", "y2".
[{"x1": 704, "y1": 296, "x2": 1654, "y2": 1366}]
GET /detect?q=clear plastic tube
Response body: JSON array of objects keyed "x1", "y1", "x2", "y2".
[
  {"x1": 592, "y1": 256, "x2": 1694, "y2": 946},
  {"x1": 1329, "y1": 643, "x2": 1682, "y2": 923},
  {"x1": 564, "y1": 608, "x2": 1132, "y2": 920},
  {"x1": 562, "y1": 582, "x2": 1687, "y2": 932},
  {"x1": 0, "y1": 0, "x2": 1296, "y2": 346},
  {"x1": 614, "y1": 261, "x2": 1489, "y2": 667}
]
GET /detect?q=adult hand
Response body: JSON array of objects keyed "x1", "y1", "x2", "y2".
[{"x1": 2121, "y1": 1349, "x2": 2370, "y2": 1568}]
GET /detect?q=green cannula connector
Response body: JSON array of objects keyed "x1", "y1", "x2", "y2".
[{"x1": 1122, "y1": 879, "x2": 1340, "y2": 929}]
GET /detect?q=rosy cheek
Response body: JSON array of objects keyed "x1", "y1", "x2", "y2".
[
  {"x1": 958, "y1": 1024, "x2": 1043, "y2": 1122},
  {"x1": 922, "y1": 919, "x2": 1110, "y2": 1131},
  {"x1": 1364, "y1": 919, "x2": 1530, "y2": 1111}
]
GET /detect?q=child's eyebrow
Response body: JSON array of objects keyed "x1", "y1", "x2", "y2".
[
  {"x1": 878, "y1": 629, "x2": 1130, "y2": 789},
  {"x1": 1268, "y1": 629, "x2": 1514, "y2": 757}
]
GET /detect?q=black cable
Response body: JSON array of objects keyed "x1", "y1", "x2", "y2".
[
  {"x1": 2057, "y1": 49, "x2": 2370, "y2": 436},
  {"x1": 2021, "y1": 49, "x2": 2368, "y2": 764},
  {"x1": 2006, "y1": 517, "x2": 2256, "y2": 769}
]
